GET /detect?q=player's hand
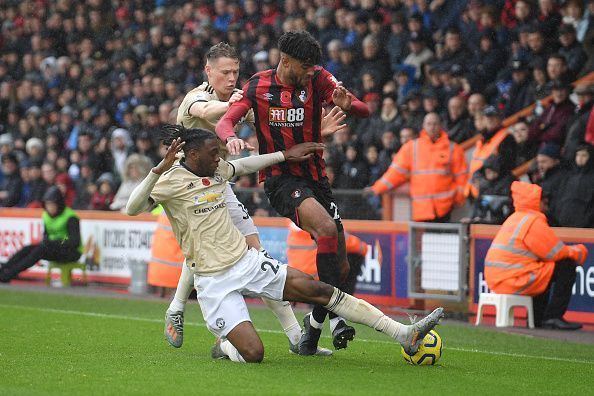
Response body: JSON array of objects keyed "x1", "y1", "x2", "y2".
[
  {"x1": 228, "y1": 90, "x2": 244, "y2": 105},
  {"x1": 362, "y1": 186, "x2": 376, "y2": 197},
  {"x1": 332, "y1": 84, "x2": 352, "y2": 112},
  {"x1": 152, "y1": 137, "x2": 185, "y2": 175},
  {"x1": 282, "y1": 142, "x2": 325, "y2": 162},
  {"x1": 320, "y1": 106, "x2": 347, "y2": 137},
  {"x1": 226, "y1": 136, "x2": 255, "y2": 156}
]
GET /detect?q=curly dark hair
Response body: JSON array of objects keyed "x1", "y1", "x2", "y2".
[{"x1": 278, "y1": 31, "x2": 322, "y2": 65}]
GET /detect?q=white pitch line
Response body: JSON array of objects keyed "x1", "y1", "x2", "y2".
[{"x1": 1, "y1": 303, "x2": 593, "y2": 365}]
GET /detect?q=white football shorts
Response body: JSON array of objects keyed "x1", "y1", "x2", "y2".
[
  {"x1": 194, "y1": 248, "x2": 287, "y2": 338},
  {"x1": 225, "y1": 182, "x2": 258, "y2": 237}
]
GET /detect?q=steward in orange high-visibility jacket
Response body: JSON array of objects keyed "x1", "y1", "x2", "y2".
[
  {"x1": 148, "y1": 206, "x2": 185, "y2": 289},
  {"x1": 287, "y1": 222, "x2": 368, "y2": 295},
  {"x1": 368, "y1": 113, "x2": 468, "y2": 222},
  {"x1": 484, "y1": 181, "x2": 588, "y2": 330}
]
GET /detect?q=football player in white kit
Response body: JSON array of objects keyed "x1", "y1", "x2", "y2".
[
  {"x1": 165, "y1": 42, "x2": 345, "y2": 354},
  {"x1": 126, "y1": 125, "x2": 443, "y2": 363}
]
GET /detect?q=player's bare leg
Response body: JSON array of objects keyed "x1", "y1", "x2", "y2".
[
  {"x1": 282, "y1": 267, "x2": 444, "y2": 356},
  {"x1": 295, "y1": 198, "x2": 348, "y2": 354},
  {"x1": 212, "y1": 321, "x2": 265, "y2": 363},
  {"x1": 246, "y1": 232, "x2": 331, "y2": 356}
]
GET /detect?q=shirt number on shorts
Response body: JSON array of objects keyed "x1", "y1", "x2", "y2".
[
  {"x1": 261, "y1": 261, "x2": 280, "y2": 274},
  {"x1": 329, "y1": 202, "x2": 340, "y2": 220}
]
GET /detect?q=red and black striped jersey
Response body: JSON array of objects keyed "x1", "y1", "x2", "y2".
[{"x1": 233, "y1": 67, "x2": 339, "y2": 183}]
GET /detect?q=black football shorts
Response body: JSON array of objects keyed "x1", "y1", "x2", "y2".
[{"x1": 264, "y1": 174, "x2": 343, "y2": 230}]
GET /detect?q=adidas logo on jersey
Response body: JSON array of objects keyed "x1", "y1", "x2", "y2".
[{"x1": 187, "y1": 182, "x2": 195, "y2": 190}]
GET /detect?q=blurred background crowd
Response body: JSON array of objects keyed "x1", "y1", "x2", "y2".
[{"x1": 0, "y1": 0, "x2": 593, "y2": 227}]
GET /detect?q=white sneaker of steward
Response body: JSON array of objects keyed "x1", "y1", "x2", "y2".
[
  {"x1": 164, "y1": 309, "x2": 184, "y2": 348},
  {"x1": 289, "y1": 340, "x2": 333, "y2": 356},
  {"x1": 401, "y1": 307, "x2": 444, "y2": 355}
]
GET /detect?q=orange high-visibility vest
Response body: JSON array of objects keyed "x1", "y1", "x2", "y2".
[
  {"x1": 147, "y1": 212, "x2": 185, "y2": 288},
  {"x1": 465, "y1": 128, "x2": 509, "y2": 198},
  {"x1": 484, "y1": 182, "x2": 588, "y2": 296},
  {"x1": 371, "y1": 130, "x2": 468, "y2": 221},
  {"x1": 286, "y1": 223, "x2": 368, "y2": 277}
]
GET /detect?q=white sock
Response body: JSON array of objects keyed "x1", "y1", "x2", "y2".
[
  {"x1": 329, "y1": 317, "x2": 343, "y2": 333},
  {"x1": 309, "y1": 314, "x2": 324, "y2": 330},
  {"x1": 220, "y1": 340, "x2": 246, "y2": 363},
  {"x1": 262, "y1": 298, "x2": 302, "y2": 345},
  {"x1": 168, "y1": 264, "x2": 193, "y2": 313},
  {"x1": 324, "y1": 288, "x2": 411, "y2": 343}
]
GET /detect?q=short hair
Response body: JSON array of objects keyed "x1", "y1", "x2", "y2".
[
  {"x1": 161, "y1": 124, "x2": 217, "y2": 153},
  {"x1": 278, "y1": 31, "x2": 322, "y2": 65},
  {"x1": 206, "y1": 42, "x2": 239, "y2": 63},
  {"x1": 548, "y1": 53, "x2": 567, "y2": 64}
]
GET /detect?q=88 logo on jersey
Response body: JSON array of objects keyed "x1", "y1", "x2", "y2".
[{"x1": 268, "y1": 107, "x2": 304, "y2": 127}]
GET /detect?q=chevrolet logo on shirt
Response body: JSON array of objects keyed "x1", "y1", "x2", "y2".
[{"x1": 194, "y1": 192, "x2": 222, "y2": 206}]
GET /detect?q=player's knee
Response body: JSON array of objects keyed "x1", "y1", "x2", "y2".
[{"x1": 242, "y1": 345, "x2": 264, "y2": 363}]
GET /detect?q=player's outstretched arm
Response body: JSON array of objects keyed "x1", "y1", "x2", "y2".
[
  {"x1": 126, "y1": 138, "x2": 185, "y2": 215},
  {"x1": 230, "y1": 142, "x2": 325, "y2": 176}
]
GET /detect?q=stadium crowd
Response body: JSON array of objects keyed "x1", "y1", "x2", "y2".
[{"x1": 0, "y1": 0, "x2": 593, "y2": 227}]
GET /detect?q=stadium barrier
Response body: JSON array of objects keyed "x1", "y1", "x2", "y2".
[{"x1": 1, "y1": 208, "x2": 593, "y2": 324}]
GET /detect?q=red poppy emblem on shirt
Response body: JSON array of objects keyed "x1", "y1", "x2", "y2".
[
  {"x1": 280, "y1": 91, "x2": 291, "y2": 105},
  {"x1": 202, "y1": 178, "x2": 210, "y2": 186}
]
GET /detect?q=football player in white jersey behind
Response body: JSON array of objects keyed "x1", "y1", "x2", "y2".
[
  {"x1": 165, "y1": 42, "x2": 345, "y2": 354},
  {"x1": 126, "y1": 125, "x2": 443, "y2": 363}
]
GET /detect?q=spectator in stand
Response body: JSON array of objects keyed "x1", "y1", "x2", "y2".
[
  {"x1": 436, "y1": 27, "x2": 472, "y2": 73},
  {"x1": 335, "y1": 144, "x2": 371, "y2": 220},
  {"x1": 378, "y1": 130, "x2": 399, "y2": 174},
  {"x1": 465, "y1": 155, "x2": 515, "y2": 225},
  {"x1": 25, "y1": 138, "x2": 45, "y2": 164},
  {"x1": 110, "y1": 153, "x2": 153, "y2": 212},
  {"x1": 470, "y1": 32, "x2": 507, "y2": 93},
  {"x1": 366, "y1": 113, "x2": 468, "y2": 223},
  {"x1": 0, "y1": 154, "x2": 23, "y2": 207},
  {"x1": 386, "y1": 14, "x2": 410, "y2": 72},
  {"x1": 399, "y1": 126, "x2": 417, "y2": 146},
  {"x1": 72, "y1": 160, "x2": 96, "y2": 210},
  {"x1": 511, "y1": 118, "x2": 538, "y2": 164},
  {"x1": 545, "y1": 54, "x2": 571, "y2": 92},
  {"x1": 564, "y1": 84, "x2": 594, "y2": 161},
  {"x1": 0, "y1": 134, "x2": 14, "y2": 163},
  {"x1": 528, "y1": 80, "x2": 575, "y2": 146},
  {"x1": 555, "y1": 144, "x2": 594, "y2": 228},
  {"x1": 335, "y1": 45, "x2": 357, "y2": 91},
  {"x1": 536, "y1": 143, "x2": 568, "y2": 226},
  {"x1": 528, "y1": 58, "x2": 550, "y2": 101},
  {"x1": 110, "y1": 128, "x2": 133, "y2": 182},
  {"x1": 444, "y1": 96, "x2": 474, "y2": 143},
  {"x1": 91, "y1": 173, "x2": 116, "y2": 211},
  {"x1": 536, "y1": 0, "x2": 562, "y2": 40},
  {"x1": 526, "y1": 27, "x2": 551, "y2": 69},
  {"x1": 503, "y1": 58, "x2": 533, "y2": 116},
  {"x1": 558, "y1": 24, "x2": 587, "y2": 79},
  {"x1": 358, "y1": 35, "x2": 391, "y2": 88},
  {"x1": 467, "y1": 106, "x2": 518, "y2": 199},
  {"x1": 25, "y1": 161, "x2": 47, "y2": 208},
  {"x1": 133, "y1": 131, "x2": 160, "y2": 165},
  {"x1": 467, "y1": 93, "x2": 487, "y2": 120},
  {"x1": 403, "y1": 32, "x2": 434, "y2": 80},
  {"x1": 55, "y1": 173, "x2": 76, "y2": 208}
]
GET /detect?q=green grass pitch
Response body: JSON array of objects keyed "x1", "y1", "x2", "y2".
[{"x1": 1, "y1": 288, "x2": 593, "y2": 395}]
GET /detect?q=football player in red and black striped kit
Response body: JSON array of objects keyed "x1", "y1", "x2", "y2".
[{"x1": 216, "y1": 31, "x2": 370, "y2": 355}]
